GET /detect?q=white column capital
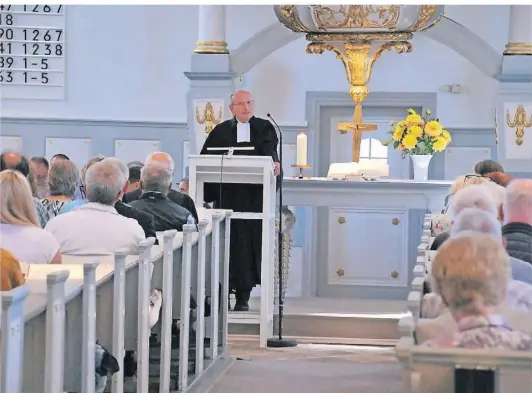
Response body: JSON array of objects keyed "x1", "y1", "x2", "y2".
[
  {"x1": 505, "y1": 5, "x2": 532, "y2": 55},
  {"x1": 195, "y1": 5, "x2": 228, "y2": 54}
]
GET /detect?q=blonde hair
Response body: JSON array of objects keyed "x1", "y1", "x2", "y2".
[
  {"x1": 0, "y1": 170, "x2": 39, "y2": 226},
  {"x1": 431, "y1": 233, "x2": 509, "y2": 314},
  {"x1": 450, "y1": 174, "x2": 489, "y2": 194}
]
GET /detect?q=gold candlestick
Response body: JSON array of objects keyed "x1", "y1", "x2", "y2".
[{"x1": 291, "y1": 164, "x2": 312, "y2": 179}]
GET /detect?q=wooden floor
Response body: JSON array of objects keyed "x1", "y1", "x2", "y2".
[{"x1": 229, "y1": 297, "x2": 409, "y2": 345}]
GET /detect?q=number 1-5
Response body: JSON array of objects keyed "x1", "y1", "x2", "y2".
[{"x1": 23, "y1": 58, "x2": 48, "y2": 69}]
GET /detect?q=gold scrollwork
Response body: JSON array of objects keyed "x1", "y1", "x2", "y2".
[
  {"x1": 506, "y1": 105, "x2": 532, "y2": 146},
  {"x1": 407, "y1": 5, "x2": 440, "y2": 31},
  {"x1": 279, "y1": 5, "x2": 309, "y2": 32},
  {"x1": 196, "y1": 102, "x2": 223, "y2": 136},
  {"x1": 305, "y1": 32, "x2": 413, "y2": 42},
  {"x1": 313, "y1": 5, "x2": 400, "y2": 30}
]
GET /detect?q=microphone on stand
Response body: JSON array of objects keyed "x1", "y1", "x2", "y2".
[{"x1": 266, "y1": 113, "x2": 297, "y2": 348}]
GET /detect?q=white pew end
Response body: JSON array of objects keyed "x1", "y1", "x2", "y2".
[
  {"x1": 137, "y1": 237, "x2": 156, "y2": 393},
  {"x1": 44, "y1": 270, "x2": 70, "y2": 393},
  {"x1": 1, "y1": 284, "x2": 30, "y2": 393},
  {"x1": 413, "y1": 265, "x2": 426, "y2": 278},
  {"x1": 159, "y1": 229, "x2": 178, "y2": 393},
  {"x1": 412, "y1": 277, "x2": 425, "y2": 292},
  {"x1": 207, "y1": 213, "x2": 222, "y2": 360},
  {"x1": 396, "y1": 336, "x2": 532, "y2": 393},
  {"x1": 416, "y1": 256, "x2": 426, "y2": 267},
  {"x1": 195, "y1": 221, "x2": 208, "y2": 375},
  {"x1": 398, "y1": 315, "x2": 415, "y2": 338},
  {"x1": 220, "y1": 211, "x2": 232, "y2": 349},
  {"x1": 111, "y1": 250, "x2": 129, "y2": 393},
  {"x1": 82, "y1": 261, "x2": 100, "y2": 393},
  {"x1": 417, "y1": 243, "x2": 428, "y2": 257},
  {"x1": 178, "y1": 224, "x2": 195, "y2": 391},
  {"x1": 407, "y1": 291, "x2": 422, "y2": 322}
]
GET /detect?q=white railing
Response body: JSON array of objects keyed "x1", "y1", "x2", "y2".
[{"x1": 0, "y1": 209, "x2": 231, "y2": 393}]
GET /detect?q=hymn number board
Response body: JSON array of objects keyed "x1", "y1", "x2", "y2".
[{"x1": 0, "y1": 4, "x2": 65, "y2": 100}]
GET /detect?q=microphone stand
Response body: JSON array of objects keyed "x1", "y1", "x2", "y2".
[{"x1": 266, "y1": 113, "x2": 297, "y2": 348}]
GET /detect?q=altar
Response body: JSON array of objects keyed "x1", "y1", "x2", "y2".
[{"x1": 283, "y1": 177, "x2": 452, "y2": 301}]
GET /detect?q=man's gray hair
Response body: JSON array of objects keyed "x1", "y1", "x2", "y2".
[
  {"x1": 503, "y1": 179, "x2": 532, "y2": 218},
  {"x1": 85, "y1": 160, "x2": 124, "y2": 205},
  {"x1": 448, "y1": 184, "x2": 498, "y2": 219},
  {"x1": 102, "y1": 157, "x2": 128, "y2": 184},
  {"x1": 450, "y1": 207, "x2": 502, "y2": 239},
  {"x1": 48, "y1": 159, "x2": 80, "y2": 198},
  {"x1": 140, "y1": 165, "x2": 172, "y2": 194}
]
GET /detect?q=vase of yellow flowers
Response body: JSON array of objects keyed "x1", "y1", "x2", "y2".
[{"x1": 384, "y1": 108, "x2": 451, "y2": 181}]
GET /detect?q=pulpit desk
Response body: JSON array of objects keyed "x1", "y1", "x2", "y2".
[{"x1": 283, "y1": 177, "x2": 451, "y2": 301}]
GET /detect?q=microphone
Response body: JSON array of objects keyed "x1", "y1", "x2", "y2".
[{"x1": 265, "y1": 114, "x2": 296, "y2": 348}]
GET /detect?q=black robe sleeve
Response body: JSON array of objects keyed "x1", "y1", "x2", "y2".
[
  {"x1": 199, "y1": 121, "x2": 228, "y2": 203},
  {"x1": 259, "y1": 121, "x2": 283, "y2": 191}
]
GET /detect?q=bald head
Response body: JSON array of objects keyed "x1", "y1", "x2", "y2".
[
  {"x1": 0, "y1": 152, "x2": 30, "y2": 177},
  {"x1": 144, "y1": 152, "x2": 174, "y2": 173},
  {"x1": 503, "y1": 179, "x2": 532, "y2": 225},
  {"x1": 230, "y1": 90, "x2": 254, "y2": 123}
]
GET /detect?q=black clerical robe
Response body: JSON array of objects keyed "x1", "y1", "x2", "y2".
[{"x1": 200, "y1": 116, "x2": 281, "y2": 293}]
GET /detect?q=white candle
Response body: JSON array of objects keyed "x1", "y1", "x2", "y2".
[{"x1": 296, "y1": 132, "x2": 308, "y2": 166}]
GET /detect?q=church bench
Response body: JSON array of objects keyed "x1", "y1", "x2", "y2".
[
  {"x1": 396, "y1": 336, "x2": 532, "y2": 393},
  {"x1": 407, "y1": 290, "x2": 422, "y2": 322},
  {"x1": 413, "y1": 265, "x2": 426, "y2": 278},
  {"x1": 412, "y1": 277, "x2": 425, "y2": 292},
  {"x1": 1, "y1": 212, "x2": 231, "y2": 393}
]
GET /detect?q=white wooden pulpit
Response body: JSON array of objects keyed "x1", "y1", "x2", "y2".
[{"x1": 188, "y1": 153, "x2": 276, "y2": 347}]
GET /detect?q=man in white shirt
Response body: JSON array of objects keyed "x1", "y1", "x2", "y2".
[{"x1": 45, "y1": 159, "x2": 145, "y2": 255}]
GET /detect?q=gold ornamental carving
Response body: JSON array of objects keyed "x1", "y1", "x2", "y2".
[
  {"x1": 506, "y1": 105, "x2": 532, "y2": 146},
  {"x1": 196, "y1": 102, "x2": 222, "y2": 136},
  {"x1": 337, "y1": 216, "x2": 346, "y2": 224},
  {"x1": 279, "y1": 5, "x2": 309, "y2": 32},
  {"x1": 407, "y1": 5, "x2": 441, "y2": 31},
  {"x1": 306, "y1": 32, "x2": 413, "y2": 42},
  {"x1": 336, "y1": 268, "x2": 345, "y2": 277},
  {"x1": 391, "y1": 270, "x2": 399, "y2": 278},
  {"x1": 307, "y1": 39, "x2": 412, "y2": 162},
  {"x1": 313, "y1": 5, "x2": 400, "y2": 30},
  {"x1": 392, "y1": 218, "x2": 400, "y2": 225}
]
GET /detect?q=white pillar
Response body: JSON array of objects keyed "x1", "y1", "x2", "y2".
[
  {"x1": 194, "y1": 5, "x2": 228, "y2": 54},
  {"x1": 504, "y1": 5, "x2": 532, "y2": 55}
]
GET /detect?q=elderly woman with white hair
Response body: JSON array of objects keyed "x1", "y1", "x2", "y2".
[
  {"x1": 41, "y1": 159, "x2": 80, "y2": 218},
  {"x1": 423, "y1": 232, "x2": 532, "y2": 350}
]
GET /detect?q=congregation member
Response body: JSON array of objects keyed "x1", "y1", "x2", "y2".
[
  {"x1": 103, "y1": 157, "x2": 158, "y2": 240},
  {"x1": 0, "y1": 170, "x2": 62, "y2": 264},
  {"x1": 30, "y1": 156, "x2": 50, "y2": 198},
  {"x1": 130, "y1": 165, "x2": 193, "y2": 231},
  {"x1": 501, "y1": 179, "x2": 532, "y2": 264},
  {"x1": 0, "y1": 249, "x2": 26, "y2": 291},
  {"x1": 474, "y1": 159, "x2": 504, "y2": 176},
  {"x1": 1, "y1": 152, "x2": 49, "y2": 227},
  {"x1": 41, "y1": 159, "x2": 80, "y2": 218},
  {"x1": 45, "y1": 159, "x2": 145, "y2": 255},
  {"x1": 123, "y1": 152, "x2": 199, "y2": 223},
  {"x1": 50, "y1": 153, "x2": 86, "y2": 200},
  {"x1": 423, "y1": 233, "x2": 532, "y2": 351},
  {"x1": 422, "y1": 207, "x2": 532, "y2": 319},
  {"x1": 179, "y1": 177, "x2": 212, "y2": 209},
  {"x1": 200, "y1": 89, "x2": 281, "y2": 311},
  {"x1": 126, "y1": 164, "x2": 142, "y2": 193},
  {"x1": 487, "y1": 171, "x2": 515, "y2": 187}
]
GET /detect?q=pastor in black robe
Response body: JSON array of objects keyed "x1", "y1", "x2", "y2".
[{"x1": 200, "y1": 116, "x2": 281, "y2": 297}]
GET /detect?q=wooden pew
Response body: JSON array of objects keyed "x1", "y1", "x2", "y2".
[{"x1": 1, "y1": 210, "x2": 232, "y2": 393}]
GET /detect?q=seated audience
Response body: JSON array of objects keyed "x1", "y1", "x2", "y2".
[
  {"x1": 423, "y1": 208, "x2": 532, "y2": 318},
  {"x1": 502, "y1": 179, "x2": 532, "y2": 264},
  {"x1": 443, "y1": 173, "x2": 491, "y2": 211},
  {"x1": 423, "y1": 233, "x2": 532, "y2": 350},
  {"x1": 1, "y1": 152, "x2": 49, "y2": 227},
  {"x1": 50, "y1": 153, "x2": 86, "y2": 200},
  {"x1": 0, "y1": 170, "x2": 61, "y2": 264},
  {"x1": 123, "y1": 152, "x2": 199, "y2": 223},
  {"x1": 474, "y1": 159, "x2": 504, "y2": 176},
  {"x1": 179, "y1": 177, "x2": 211, "y2": 209},
  {"x1": 30, "y1": 156, "x2": 50, "y2": 198},
  {"x1": 487, "y1": 171, "x2": 514, "y2": 187},
  {"x1": 41, "y1": 159, "x2": 80, "y2": 218},
  {"x1": 126, "y1": 165, "x2": 142, "y2": 193},
  {"x1": 130, "y1": 165, "x2": 194, "y2": 231},
  {"x1": 431, "y1": 183, "x2": 501, "y2": 250},
  {"x1": 103, "y1": 157, "x2": 157, "y2": 240},
  {"x1": 45, "y1": 159, "x2": 145, "y2": 255},
  {"x1": 1, "y1": 249, "x2": 26, "y2": 291}
]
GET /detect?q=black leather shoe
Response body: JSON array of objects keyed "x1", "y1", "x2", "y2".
[{"x1": 234, "y1": 290, "x2": 250, "y2": 312}]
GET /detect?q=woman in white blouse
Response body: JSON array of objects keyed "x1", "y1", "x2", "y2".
[{"x1": 0, "y1": 170, "x2": 62, "y2": 264}]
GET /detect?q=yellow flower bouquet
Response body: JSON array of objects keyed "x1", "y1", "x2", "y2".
[{"x1": 383, "y1": 108, "x2": 451, "y2": 156}]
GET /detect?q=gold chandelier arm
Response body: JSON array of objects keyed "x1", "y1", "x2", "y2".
[
  {"x1": 506, "y1": 109, "x2": 517, "y2": 128},
  {"x1": 369, "y1": 41, "x2": 413, "y2": 75},
  {"x1": 524, "y1": 112, "x2": 532, "y2": 128}
]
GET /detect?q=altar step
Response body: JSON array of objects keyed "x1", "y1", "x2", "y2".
[{"x1": 228, "y1": 297, "x2": 408, "y2": 345}]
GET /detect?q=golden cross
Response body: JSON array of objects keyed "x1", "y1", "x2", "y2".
[{"x1": 337, "y1": 103, "x2": 378, "y2": 162}]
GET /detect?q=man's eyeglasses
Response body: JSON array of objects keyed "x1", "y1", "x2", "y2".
[
  {"x1": 464, "y1": 174, "x2": 492, "y2": 182},
  {"x1": 232, "y1": 100, "x2": 254, "y2": 107}
]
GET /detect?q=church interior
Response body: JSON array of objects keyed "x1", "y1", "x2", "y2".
[{"x1": 2, "y1": 3, "x2": 532, "y2": 393}]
